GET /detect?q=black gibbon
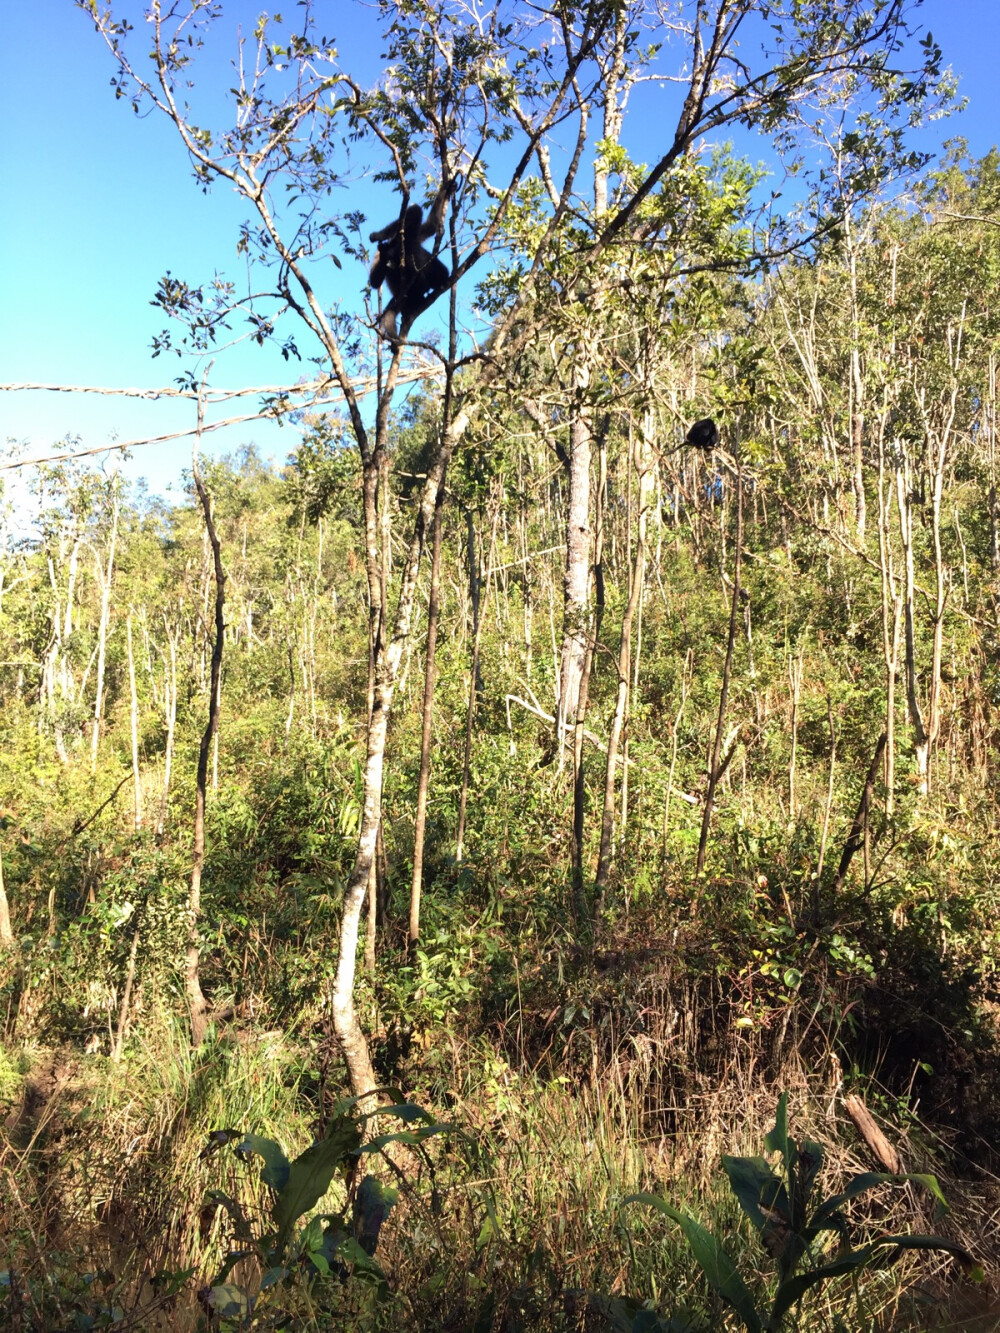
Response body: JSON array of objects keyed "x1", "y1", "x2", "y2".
[
  {"x1": 684, "y1": 417, "x2": 720, "y2": 451},
  {"x1": 368, "y1": 178, "x2": 457, "y2": 340},
  {"x1": 665, "y1": 417, "x2": 720, "y2": 456}
]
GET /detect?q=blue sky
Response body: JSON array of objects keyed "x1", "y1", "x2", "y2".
[{"x1": 2, "y1": 0, "x2": 998, "y2": 505}]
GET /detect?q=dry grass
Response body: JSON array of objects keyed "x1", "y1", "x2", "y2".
[{"x1": 2, "y1": 986, "x2": 999, "y2": 1331}]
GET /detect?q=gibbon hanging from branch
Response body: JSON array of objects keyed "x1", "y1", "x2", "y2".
[{"x1": 368, "y1": 175, "x2": 459, "y2": 340}]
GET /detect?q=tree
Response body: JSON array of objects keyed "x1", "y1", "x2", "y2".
[{"x1": 80, "y1": 0, "x2": 948, "y2": 1093}]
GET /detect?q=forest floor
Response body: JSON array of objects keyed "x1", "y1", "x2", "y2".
[{"x1": 5, "y1": 952, "x2": 1000, "y2": 1332}]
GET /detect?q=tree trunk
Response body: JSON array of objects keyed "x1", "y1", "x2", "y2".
[
  {"x1": 833, "y1": 734, "x2": 888, "y2": 895},
  {"x1": 90, "y1": 489, "x2": 119, "y2": 772},
  {"x1": 112, "y1": 919, "x2": 141, "y2": 1061},
  {"x1": 127, "y1": 612, "x2": 142, "y2": 830},
  {"x1": 211, "y1": 669, "x2": 222, "y2": 791},
  {"x1": 845, "y1": 207, "x2": 867, "y2": 542},
  {"x1": 816, "y1": 697, "x2": 837, "y2": 893},
  {"x1": 851, "y1": 409, "x2": 866, "y2": 541},
  {"x1": 187, "y1": 434, "x2": 225, "y2": 1049},
  {"x1": 0, "y1": 841, "x2": 13, "y2": 948},
  {"x1": 922, "y1": 411, "x2": 952, "y2": 795},
  {"x1": 364, "y1": 859, "x2": 377, "y2": 972},
  {"x1": 456, "y1": 504, "x2": 498, "y2": 862},
  {"x1": 697, "y1": 463, "x2": 743, "y2": 878},
  {"x1": 157, "y1": 619, "x2": 178, "y2": 836},
  {"x1": 662, "y1": 651, "x2": 692, "y2": 850},
  {"x1": 895, "y1": 453, "x2": 931, "y2": 792},
  {"x1": 332, "y1": 406, "x2": 470, "y2": 1100},
  {"x1": 788, "y1": 652, "x2": 802, "y2": 820},
  {"x1": 557, "y1": 360, "x2": 594, "y2": 761},
  {"x1": 455, "y1": 507, "x2": 483, "y2": 863},
  {"x1": 410, "y1": 486, "x2": 446, "y2": 949},
  {"x1": 876, "y1": 411, "x2": 902, "y2": 815},
  {"x1": 988, "y1": 355, "x2": 999, "y2": 570},
  {"x1": 594, "y1": 415, "x2": 651, "y2": 916},
  {"x1": 570, "y1": 422, "x2": 604, "y2": 925}
]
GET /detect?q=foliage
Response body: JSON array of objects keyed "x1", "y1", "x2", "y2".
[
  {"x1": 2, "y1": 3, "x2": 1000, "y2": 1328},
  {"x1": 197, "y1": 1092, "x2": 449, "y2": 1327},
  {"x1": 624, "y1": 1094, "x2": 980, "y2": 1332}
]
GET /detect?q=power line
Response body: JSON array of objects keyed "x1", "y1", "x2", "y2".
[
  {"x1": 1, "y1": 364, "x2": 444, "y2": 472},
  {"x1": 1, "y1": 411, "x2": 265, "y2": 473}
]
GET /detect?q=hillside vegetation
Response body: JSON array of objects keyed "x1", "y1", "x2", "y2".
[{"x1": 3, "y1": 2, "x2": 1000, "y2": 1329}]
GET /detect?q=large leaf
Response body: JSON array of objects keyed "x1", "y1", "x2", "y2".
[
  {"x1": 794, "y1": 1139, "x2": 824, "y2": 1215},
  {"x1": 313, "y1": 1227, "x2": 389, "y2": 1297},
  {"x1": 359, "y1": 1123, "x2": 454, "y2": 1154},
  {"x1": 328, "y1": 1086, "x2": 417, "y2": 1123},
  {"x1": 807, "y1": 1172, "x2": 895, "y2": 1232},
  {"x1": 722, "y1": 1155, "x2": 785, "y2": 1232},
  {"x1": 897, "y1": 1173, "x2": 949, "y2": 1219},
  {"x1": 871, "y1": 1234, "x2": 981, "y2": 1279},
  {"x1": 353, "y1": 1174, "x2": 397, "y2": 1257},
  {"x1": 272, "y1": 1118, "x2": 362, "y2": 1255},
  {"x1": 809, "y1": 1170, "x2": 949, "y2": 1232},
  {"x1": 584, "y1": 1292, "x2": 703, "y2": 1332},
  {"x1": 626, "y1": 1194, "x2": 763, "y2": 1333},
  {"x1": 205, "y1": 1189, "x2": 253, "y2": 1242},
  {"x1": 208, "y1": 1248, "x2": 255, "y2": 1287},
  {"x1": 204, "y1": 1283, "x2": 250, "y2": 1318},
  {"x1": 235, "y1": 1134, "x2": 291, "y2": 1193},
  {"x1": 769, "y1": 1234, "x2": 980, "y2": 1327},
  {"x1": 367, "y1": 1098, "x2": 436, "y2": 1125},
  {"x1": 764, "y1": 1094, "x2": 793, "y2": 1176}
]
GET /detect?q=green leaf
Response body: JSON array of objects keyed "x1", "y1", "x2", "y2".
[
  {"x1": 318, "y1": 1232, "x2": 387, "y2": 1293},
  {"x1": 770, "y1": 1245, "x2": 882, "y2": 1324},
  {"x1": 582, "y1": 1293, "x2": 658, "y2": 1332},
  {"x1": 626, "y1": 1194, "x2": 763, "y2": 1333},
  {"x1": 272, "y1": 1118, "x2": 362, "y2": 1254},
  {"x1": 795, "y1": 1140, "x2": 824, "y2": 1209},
  {"x1": 235, "y1": 1134, "x2": 291, "y2": 1192},
  {"x1": 204, "y1": 1190, "x2": 254, "y2": 1243},
  {"x1": 809, "y1": 1171, "x2": 948, "y2": 1231},
  {"x1": 808, "y1": 1172, "x2": 895, "y2": 1230},
  {"x1": 770, "y1": 1234, "x2": 979, "y2": 1326},
  {"x1": 476, "y1": 1197, "x2": 500, "y2": 1251},
  {"x1": 149, "y1": 1267, "x2": 197, "y2": 1300},
  {"x1": 367, "y1": 1099, "x2": 436, "y2": 1125},
  {"x1": 903, "y1": 1173, "x2": 950, "y2": 1219},
  {"x1": 764, "y1": 1093, "x2": 794, "y2": 1179},
  {"x1": 204, "y1": 1283, "x2": 250, "y2": 1318},
  {"x1": 721, "y1": 1155, "x2": 784, "y2": 1232},
  {"x1": 877, "y1": 1234, "x2": 981, "y2": 1277},
  {"x1": 359, "y1": 1123, "x2": 453, "y2": 1154},
  {"x1": 327, "y1": 1086, "x2": 408, "y2": 1119},
  {"x1": 353, "y1": 1174, "x2": 397, "y2": 1257}
]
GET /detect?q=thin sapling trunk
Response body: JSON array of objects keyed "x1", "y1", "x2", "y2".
[
  {"x1": 696, "y1": 463, "x2": 743, "y2": 879},
  {"x1": 186, "y1": 398, "x2": 225, "y2": 1048}
]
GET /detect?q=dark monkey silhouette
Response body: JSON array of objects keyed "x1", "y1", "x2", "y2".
[
  {"x1": 665, "y1": 418, "x2": 720, "y2": 456},
  {"x1": 368, "y1": 178, "x2": 457, "y2": 340},
  {"x1": 684, "y1": 418, "x2": 720, "y2": 451}
]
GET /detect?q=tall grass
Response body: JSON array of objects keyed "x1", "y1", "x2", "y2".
[{"x1": 1, "y1": 999, "x2": 993, "y2": 1330}]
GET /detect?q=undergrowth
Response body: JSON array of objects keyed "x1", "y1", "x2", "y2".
[{"x1": 2, "y1": 979, "x2": 995, "y2": 1331}]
